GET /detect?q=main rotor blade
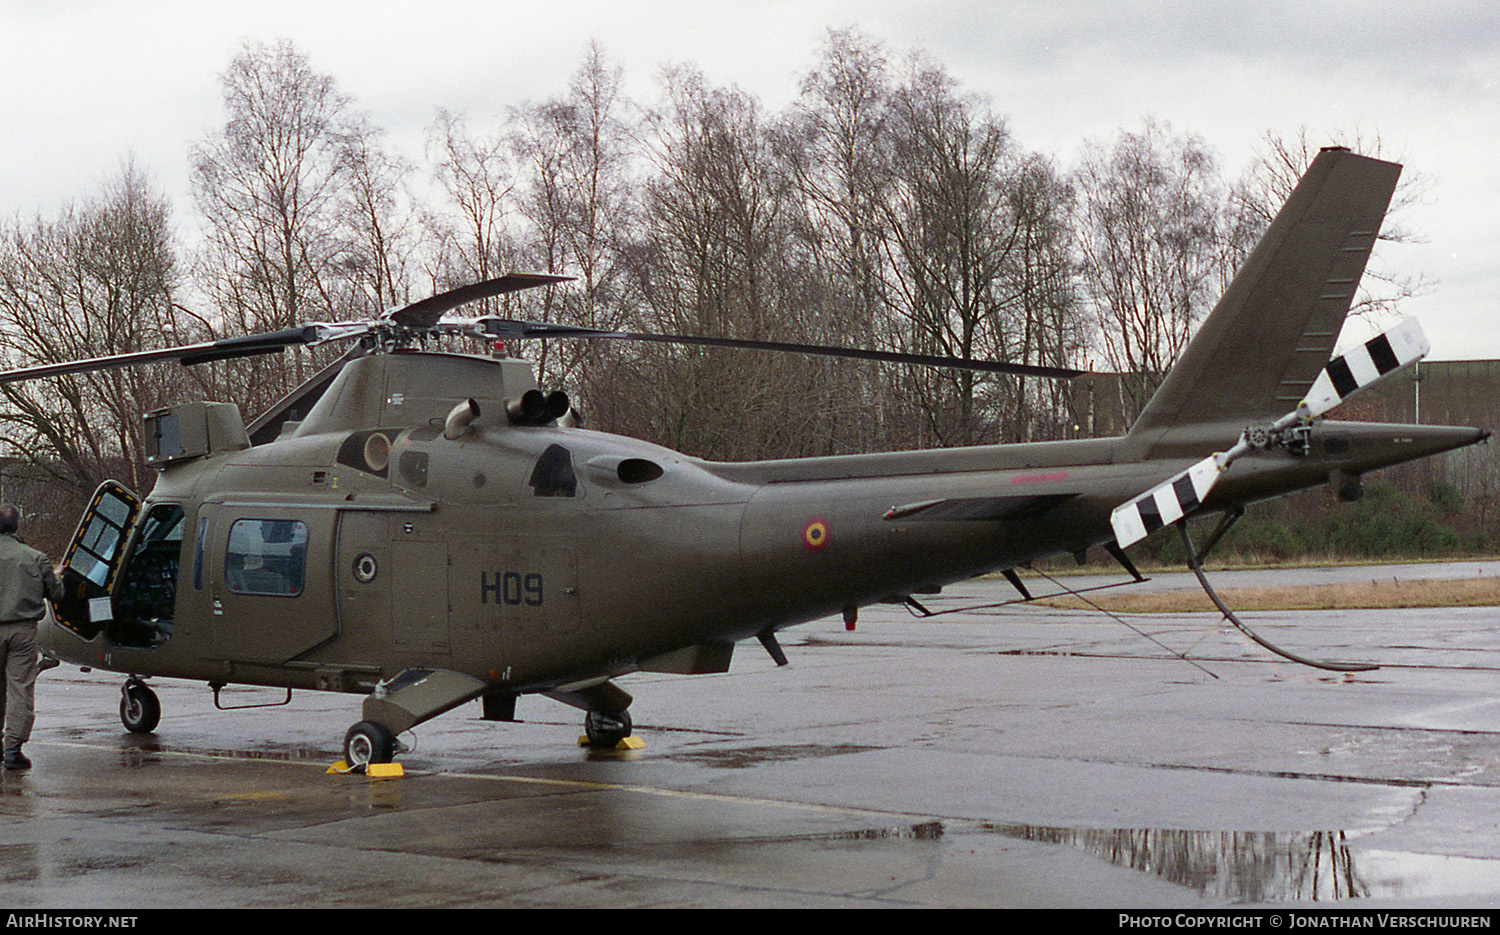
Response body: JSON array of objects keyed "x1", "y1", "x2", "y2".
[
  {"x1": 385, "y1": 273, "x2": 572, "y2": 330},
  {"x1": 482, "y1": 321, "x2": 1085, "y2": 379},
  {"x1": 0, "y1": 276, "x2": 571, "y2": 385},
  {"x1": 0, "y1": 327, "x2": 322, "y2": 384}
]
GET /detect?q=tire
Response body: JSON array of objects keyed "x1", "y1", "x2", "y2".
[
  {"x1": 583, "y1": 709, "x2": 632, "y2": 748},
  {"x1": 343, "y1": 720, "x2": 396, "y2": 769},
  {"x1": 119, "y1": 681, "x2": 161, "y2": 734}
]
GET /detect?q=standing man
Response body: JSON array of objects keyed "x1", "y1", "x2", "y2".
[{"x1": 0, "y1": 504, "x2": 63, "y2": 770}]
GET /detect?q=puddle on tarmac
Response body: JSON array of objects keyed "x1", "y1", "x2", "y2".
[
  {"x1": 820, "y1": 820, "x2": 945, "y2": 841},
  {"x1": 116, "y1": 738, "x2": 333, "y2": 765},
  {"x1": 988, "y1": 824, "x2": 1500, "y2": 902},
  {"x1": 671, "y1": 743, "x2": 879, "y2": 769}
]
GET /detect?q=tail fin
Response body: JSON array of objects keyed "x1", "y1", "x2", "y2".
[{"x1": 1127, "y1": 147, "x2": 1402, "y2": 450}]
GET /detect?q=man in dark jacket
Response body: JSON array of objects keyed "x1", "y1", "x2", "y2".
[{"x1": 0, "y1": 504, "x2": 63, "y2": 770}]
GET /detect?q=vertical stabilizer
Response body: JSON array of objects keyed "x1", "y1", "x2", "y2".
[{"x1": 1127, "y1": 148, "x2": 1402, "y2": 451}]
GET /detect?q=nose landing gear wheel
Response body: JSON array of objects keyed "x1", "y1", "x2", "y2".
[
  {"x1": 583, "y1": 709, "x2": 632, "y2": 748},
  {"x1": 343, "y1": 720, "x2": 397, "y2": 771},
  {"x1": 120, "y1": 678, "x2": 161, "y2": 734}
]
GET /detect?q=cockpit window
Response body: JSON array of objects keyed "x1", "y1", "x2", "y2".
[{"x1": 111, "y1": 504, "x2": 186, "y2": 648}]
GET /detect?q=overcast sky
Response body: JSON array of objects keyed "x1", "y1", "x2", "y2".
[{"x1": 3, "y1": 0, "x2": 1497, "y2": 360}]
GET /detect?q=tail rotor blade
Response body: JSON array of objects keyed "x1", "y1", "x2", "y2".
[
  {"x1": 1112, "y1": 319, "x2": 1430, "y2": 549},
  {"x1": 1302, "y1": 318, "x2": 1428, "y2": 420},
  {"x1": 1111, "y1": 456, "x2": 1222, "y2": 548}
]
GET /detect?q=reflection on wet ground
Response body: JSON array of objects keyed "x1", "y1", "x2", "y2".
[
  {"x1": 115, "y1": 735, "x2": 333, "y2": 763},
  {"x1": 990, "y1": 825, "x2": 1500, "y2": 902},
  {"x1": 804, "y1": 820, "x2": 945, "y2": 842},
  {"x1": 669, "y1": 743, "x2": 879, "y2": 769},
  {"x1": 20, "y1": 583, "x2": 1500, "y2": 907}
]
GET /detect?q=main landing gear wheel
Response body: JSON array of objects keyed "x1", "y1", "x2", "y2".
[
  {"x1": 119, "y1": 678, "x2": 161, "y2": 734},
  {"x1": 343, "y1": 720, "x2": 397, "y2": 771},
  {"x1": 583, "y1": 709, "x2": 632, "y2": 748}
]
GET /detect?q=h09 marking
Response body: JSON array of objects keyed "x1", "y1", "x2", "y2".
[{"x1": 480, "y1": 571, "x2": 543, "y2": 606}]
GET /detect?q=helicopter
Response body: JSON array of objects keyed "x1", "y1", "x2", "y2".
[{"x1": 10, "y1": 146, "x2": 1487, "y2": 770}]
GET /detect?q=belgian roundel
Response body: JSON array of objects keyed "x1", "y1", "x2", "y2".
[{"x1": 802, "y1": 517, "x2": 830, "y2": 552}]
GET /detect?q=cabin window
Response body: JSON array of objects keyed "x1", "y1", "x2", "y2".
[
  {"x1": 225, "y1": 519, "x2": 308, "y2": 597},
  {"x1": 53, "y1": 480, "x2": 140, "y2": 641},
  {"x1": 529, "y1": 444, "x2": 577, "y2": 497}
]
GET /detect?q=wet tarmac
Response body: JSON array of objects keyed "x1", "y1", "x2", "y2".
[{"x1": 7, "y1": 563, "x2": 1500, "y2": 908}]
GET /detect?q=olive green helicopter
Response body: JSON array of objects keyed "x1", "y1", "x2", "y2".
[{"x1": 8, "y1": 147, "x2": 1486, "y2": 770}]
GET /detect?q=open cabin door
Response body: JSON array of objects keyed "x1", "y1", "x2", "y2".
[{"x1": 55, "y1": 480, "x2": 140, "y2": 640}]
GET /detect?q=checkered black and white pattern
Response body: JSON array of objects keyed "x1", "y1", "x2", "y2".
[
  {"x1": 1111, "y1": 319, "x2": 1429, "y2": 549},
  {"x1": 1303, "y1": 318, "x2": 1428, "y2": 420},
  {"x1": 1111, "y1": 457, "x2": 1221, "y2": 549}
]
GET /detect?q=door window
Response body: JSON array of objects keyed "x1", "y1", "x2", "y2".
[
  {"x1": 55, "y1": 481, "x2": 140, "y2": 639},
  {"x1": 225, "y1": 519, "x2": 308, "y2": 596}
]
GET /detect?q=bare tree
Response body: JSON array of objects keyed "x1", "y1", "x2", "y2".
[
  {"x1": 509, "y1": 44, "x2": 639, "y2": 414},
  {"x1": 336, "y1": 117, "x2": 419, "y2": 316},
  {"x1": 426, "y1": 109, "x2": 520, "y2": 307},
  {"x1": 631, "y1": 65, "x2": 833, "y2": 460},
  {"x1": 0, "y1": 164, "x2": 191, "y2": 515},
  {"x1": 879, "y1": 56, "x2": 1045, "y2": 447},
  {"x1": 781, "y1": 28, "x2": 900, "y2": 451},
  {"x1": 781, "y1": 35, "x2": 1086, "y2": 451},
  {"x1": 190, "y1": 39, "x2": 357, "y2": 412},
  {"x1": 1074, "y1": 119, "x2": 1227, "y2": 420},
  {"x1": 1002, "y1": 153, "x2": 1083, "y2": 441},
  {"x1": 786, "y1": 29, "x2": 893, "y2": 332}
]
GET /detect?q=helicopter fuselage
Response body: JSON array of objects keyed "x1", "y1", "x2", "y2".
[
  {"x1": 38, "y1": 350, "x2": 1483, "y2": 707},
  {"x1": 18, "y1": 148, "x2": 1493, "y2": 764}
]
